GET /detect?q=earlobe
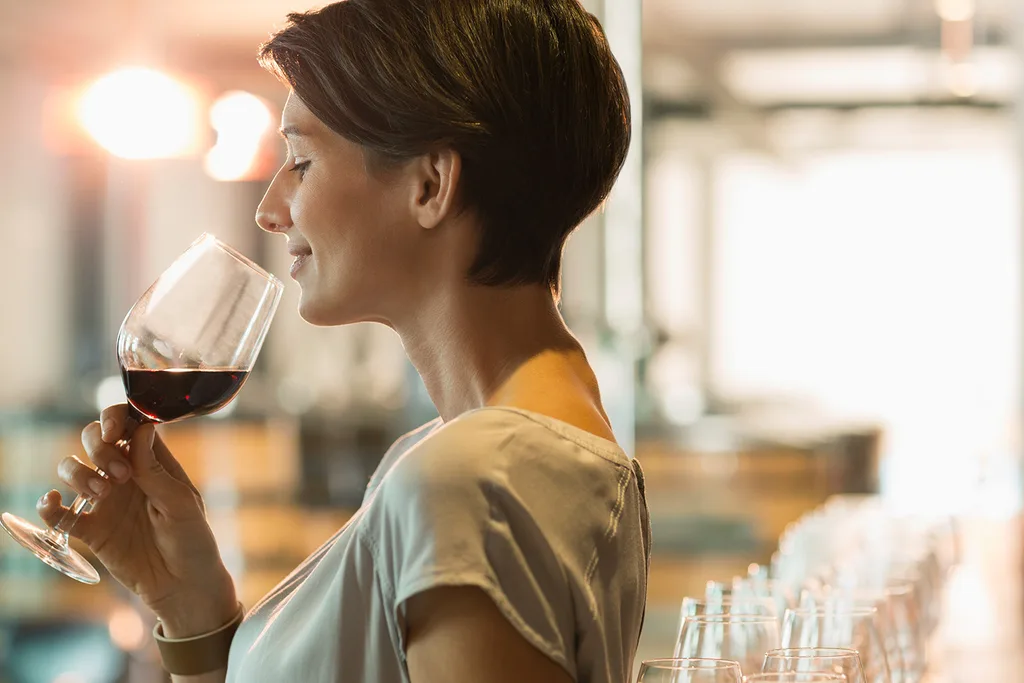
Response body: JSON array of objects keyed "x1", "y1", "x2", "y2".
[{"x1": 415, "y1": 149, "x2": 461, "y2": 230}]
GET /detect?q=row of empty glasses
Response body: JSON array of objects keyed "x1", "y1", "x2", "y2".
[{"x1": 637, "y1": 494, "x2": 960, "y2": 682}]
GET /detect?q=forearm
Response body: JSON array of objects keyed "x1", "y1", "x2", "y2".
[{"x1": 151, "y1": 569, "x2": 239, "y2": 639}]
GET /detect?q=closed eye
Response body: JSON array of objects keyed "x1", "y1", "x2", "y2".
[{"x1": 289, "y1": 160, "x2": 311, "y2": 178}]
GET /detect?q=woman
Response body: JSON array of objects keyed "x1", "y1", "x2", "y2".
[{"x1": 37, "y1": 1, "x2": 650, "y2": 681}]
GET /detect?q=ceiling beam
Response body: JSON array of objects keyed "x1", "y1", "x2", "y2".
[
  {"x1": 657, "y1": 37, "x2": 775, "y2": 153},
  {"x1": 646, "y1": 95, "x2": 1007, "y2": 121},
  {"x1": 645, "y1": 24, "x2": 1008, "y2": 54}
]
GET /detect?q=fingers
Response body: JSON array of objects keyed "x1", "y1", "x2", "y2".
[
  {"x1": 36, "y1": 490, "x2": 98, "y2": 543},
  {"x1": 82, "y1": 421, "x2": 133, "y2": 484},
  {"x1": 96, "y1": 404, "x2": 198, "y2": 495},
  {"x1": 36, "y1": 490, "x2": 65, "y2": 528},
  {"x1": 57, "y1": 454, "x2": 110, "y2": 500},
  {"x1": 151, "y1": 433, "x2": 203, "y2": 500},
  {"x1": 99, "y1": 404, "x2": 138, "y2": 444},
  {"x1": 124, "y1": 423, "x2": 198, "y2": 516}
]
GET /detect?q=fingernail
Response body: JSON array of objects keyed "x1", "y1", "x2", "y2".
[
  {"x1": 89, "y1": 478, "x2": 109, "y2": 496},
  {"x1": 102, "y1": 418, "x2": 116, "y2": 440},
  {"x1": 38, "y1": 492, "x2": 49, "y2": 508},
  {"x1": 109, "y1": 461, "x2": 130, "y2": 481}
]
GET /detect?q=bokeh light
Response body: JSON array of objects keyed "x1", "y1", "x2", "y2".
[
  {"x1": 78, "y1": 67, "x2": 200, "y2": 160},
  {"x1": 204, "y1": 90, "x2": 274, "y2": 181},
  {"x1": 107, "y1": 605, "x2": 147, "y2": 652}
]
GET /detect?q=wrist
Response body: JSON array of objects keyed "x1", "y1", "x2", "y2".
[
  {"x1": 159, "y1": 598, "x2": 240, "y2": 639},
  {"x1": 154, "y1": 601, "x2": 244, "y2": 676},
  {"x1": 152, "y1": 577, "x2": 239, "y2": 639}
]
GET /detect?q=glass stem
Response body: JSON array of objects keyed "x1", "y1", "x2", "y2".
[
  {"x1": 51, "y1": 491, "x2": 97, "y2": 544},
  {"x1": 49, "y1": 406, "x2": 147, "y2": 545}
]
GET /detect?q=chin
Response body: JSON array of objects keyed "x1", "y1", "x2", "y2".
[
  {"x1": 297, "y1": 298, "x2": 346, "y2": 327},
  {"x1": 297, "y1": 292, "x2": 380, "y2": 328}
]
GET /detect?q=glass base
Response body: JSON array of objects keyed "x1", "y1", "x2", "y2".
[{"x1": 0, "y1": 512, "x2": 101, "y2": 584}]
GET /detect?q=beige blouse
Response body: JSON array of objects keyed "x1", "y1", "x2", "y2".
[{"x1": 225, "y1": 407, "x2": 651, "y2": 682}]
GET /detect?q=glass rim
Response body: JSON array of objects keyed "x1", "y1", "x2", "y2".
[
  {"x1": 192, "y1": 232, "x2": 284, "y2": 290},
  {"x1": 683, "y1": 596, "x2": 778, "y2": 604},
  {"x1": 682, "y1": 596, "x2": 779, "y2": 613},
  {"x1": 764, "y1": 647, "x2": 861, "y2": 659},
  {"x1": 744, "y1": 674, "x2": 847, "y2": 682},
  {"x1": 640, "y1": 658, "x2": 743, "y2": 670},
  {"x1": 826, "y1": 589, "x2": 887, "y2": 601},
  {"x1": 682, "y1": 613, "x2": 779, "y2": 623},
  {"x1": 784, "y1": 606, "x2": 877, "y2": 616}
]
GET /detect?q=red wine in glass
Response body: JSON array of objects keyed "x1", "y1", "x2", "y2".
[
  {"x1": 121, "y1": 368, "x2": 249, "y2": 422},
  {"x1": 0, "y1": 233, "x2": 283, "y2": 584}
]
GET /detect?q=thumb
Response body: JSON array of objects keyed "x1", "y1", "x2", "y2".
[{"x1": 127, "y1": 423, "x2": 196, "y2": 515}]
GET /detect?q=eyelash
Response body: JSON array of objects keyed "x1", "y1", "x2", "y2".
[{"x1": 289, "y1": 160, "x2": 311, "y2": 178}]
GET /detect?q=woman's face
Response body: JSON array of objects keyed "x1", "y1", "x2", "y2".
[{"x1": 256, "y1": 93, "x2": 427, "y2": 326}]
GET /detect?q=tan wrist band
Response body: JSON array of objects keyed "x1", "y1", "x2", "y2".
[{"x1": 154, "y1": 603, "x2": 245, "y2": 675}]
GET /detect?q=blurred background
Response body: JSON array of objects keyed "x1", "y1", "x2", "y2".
[{"x1": 1, "y1": 0, "x2": 1022, "y2": 680}]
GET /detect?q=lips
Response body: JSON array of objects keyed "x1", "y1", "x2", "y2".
[{"x1": 287, "y1": 244, "x2": 312, "y2": 279}]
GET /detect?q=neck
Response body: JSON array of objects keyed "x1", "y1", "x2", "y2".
[{"x1": 390, "y1": 284, "x2": 586, "y2": 422}]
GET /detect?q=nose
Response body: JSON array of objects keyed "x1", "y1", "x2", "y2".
[{"x1": 256, "y1": 169, "x2": 291, "y2": 234}]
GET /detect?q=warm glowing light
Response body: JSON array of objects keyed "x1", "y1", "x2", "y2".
[
  {"x1": 204, "y1": 90, "x2": 273, "y2": 181},
  {"x1": 935, "y1": 0, "x2": 975, "y2": 22},
  {"x1": 210, "y1": 91, "x2": 272, "y2": 136},
  {"x1": 78, "y1": 67, "x2": 199, "y2": 159},
  {"x1": 205, "y1": 141, "x2": 263, "y2": 182},
  {"x1": 945, "y1": 61, "x2": 977, "y2": 98},
  {"x1": 108, "y1": 604, "x2": 147, "y2": 651}
]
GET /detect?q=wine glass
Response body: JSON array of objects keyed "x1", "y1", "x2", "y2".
[
  {"x1": 638, "y1": 659, "x2": 743, "y2": 683},
  {"x1": 744, "y1": 675, "x2": 847, "y2": 683},
  {"x1": 812, "y1": 589, "x2": 909, "y2": 683},
  {"x1": 781, "y1": 607, "x2": 892, "y2": 683},
  {"x1": 733, "y1": 576, "x2": 797, "y2": 623},
  {"x1": 881, "y1": 583, "x2": 926, "y2": 683},
  {"x1": 681, "y1": 597, "x2": 779, "y2": 621},
  {"x1": 676, "y1": 614, "x2": 781, "y2": 674},
  {"x1": 0, "y1": 233, "x2": 284, "y2": 584},
  {"x1": 763, "y1": 648, "x2": 866, "y2": 683}
]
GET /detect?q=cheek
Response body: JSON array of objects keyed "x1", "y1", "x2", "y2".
[
  {"x1": 299, "y1": 176, "x2": 418, "y2": 298},
  {"x1": 343, "y1": 193, "x2": 413, "y2": 267}
]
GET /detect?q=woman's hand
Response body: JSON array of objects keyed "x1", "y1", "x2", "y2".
[{"x1": 36, "y1": 403, "x2": 238, "y2": 637}]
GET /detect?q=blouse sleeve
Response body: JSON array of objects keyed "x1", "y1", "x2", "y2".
[{"x1": 357, "y1": 431, "x2": 578, "y2": 679}]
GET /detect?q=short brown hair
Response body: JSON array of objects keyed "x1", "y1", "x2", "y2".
[{"x1": 259, "y1": 0, "x2": 630, "y2": 293}]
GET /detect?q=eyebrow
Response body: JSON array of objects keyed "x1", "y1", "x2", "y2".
[{"x1": 278, "y1": 125, "x2": 308, "y2": 139}]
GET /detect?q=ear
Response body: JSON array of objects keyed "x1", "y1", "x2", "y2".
[{"x1": 410, "y1": 148, "x2": 461, "y2": 230}]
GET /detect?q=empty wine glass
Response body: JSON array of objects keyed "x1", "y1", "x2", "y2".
[
  {"x1": 881, "y1": 583, "x2": 926, "y2": 683},
  {"x1": 801, "y1": 590, "x2": 906, "y2": 683},
  {"x1": 638, "y1": 658, "x2": 743, "y2": 683},
  {"x1": 781, "y1": 607, "x2": 892, "y2": 683},
  {"x1": 0, "y1": 233, "x2": 283, "y2": 584},
  {"x1": 763, "y1": 647, "x2": 866, "y2": 683},
  {"x1": 681, "y1": 597, "x2": 779, "y2": 620},
  {"x1": 677, "y1": 614, "x2": 781, "y2": 674},
  {"x1": 733, "y1": 576, "x2": 797, "y2": 622}
]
